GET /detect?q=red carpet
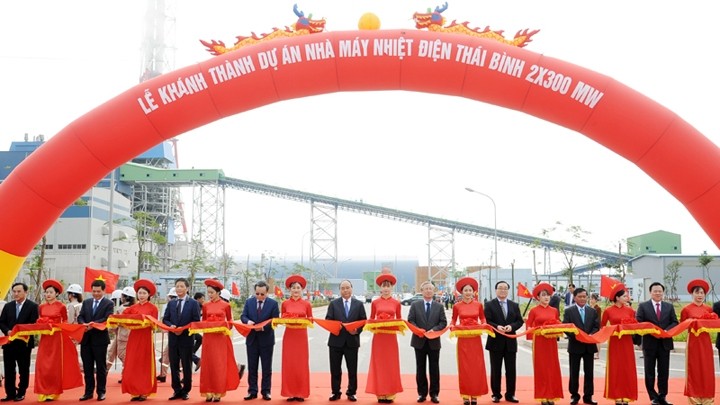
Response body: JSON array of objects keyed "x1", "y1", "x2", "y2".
[{"x1": 19, "y1": 373, "x2": 719, "y2": 403}]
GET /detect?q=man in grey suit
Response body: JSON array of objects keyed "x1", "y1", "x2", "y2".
[
  {"x1": 635, "y1": 282, "x2": 678, "y2": 405},
  {"x1": 325, "y1": 280, "x2": 367, "y2": 402},
  {"x1": 407, "y1": 281, "x2": 447, "y2": 404},
  {"x1": 562, "y1": 288, "x2": 599, "y2": 405}
]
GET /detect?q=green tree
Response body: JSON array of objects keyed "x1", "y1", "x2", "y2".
[
  {"x1": 663, "y1": 260, "x2": 681, "y2": 302},
  {"x1": 698, "y1": 251, "x2": 716, "y2": 302},
  {"x1": 26, "y1": 236, "x2": 50, "y2": 302},
  {"x1": 172, "y1": 238, "x2": 215, "y2": 289},
  {"x1": 541, "y1": 222, "x2": 590, "y2": 286},
  {"x1": 131, "y1": 212, "x2": 167, "y2": 279},
  {"x1": 218, "y1": 252, "x2": 236, "y2": 285}
]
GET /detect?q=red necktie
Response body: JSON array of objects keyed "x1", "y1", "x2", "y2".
[{"x1": 655, "y1": 302, "x2": 661, "y2": 321}]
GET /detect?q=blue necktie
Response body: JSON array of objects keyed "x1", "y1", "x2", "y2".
[
  {"x1": 425, "y1": 302, "x2": 430, "y2": 318},
  {"x1": 344, "y1": 300, "x2": 350, "y2": 317},
  {"x1": 579, "y1": 306, "x2": 585, "y2": 323},
  {"x1": 92, "y1": 300, "x2": 99, "y2": 315},
  {"x1": 16, "y1": 303, "x2": 21, "y2": 318}
]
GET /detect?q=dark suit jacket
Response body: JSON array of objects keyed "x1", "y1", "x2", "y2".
[
  {"x1": 162, "y1": 295, "x2": 201, "y2": 347},
  {"x1": 77, "y1": 296, "x2": 114, "y2": 346},
  {"x1": 549, "y1": 295, "x2": 561, "y2": 312},
  {"x1": 713, "y1": 301, "x2": 720, "y2": 350},
  {"x1": 0, "y1": 299, "x2": 39, "y2": 348},
  {"x1": 562, "y1": 304, "x2": 599, "y2": 354},
  {"x1": 484, "y1": 298, "x2": 524, "y2": 352},
  {"x1": 241, "y1": 296, "x2": 280, "y2": 348},
  {"x1": 635, "y1": 299, "x2": 678, "y2": 350},
  {"x1": 407, "y1": 299, "x2": 447, "y2": 350},
  {"x1": 326, "y1": 297, "x2": 367, "y2": 348}
]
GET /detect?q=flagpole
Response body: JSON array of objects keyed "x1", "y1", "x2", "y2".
[{"x1": 522, "y1": 299, "x2": 532, "y2": 317}]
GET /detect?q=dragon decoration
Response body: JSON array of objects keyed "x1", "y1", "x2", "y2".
[
  {"x1": 200, "y1": 4, "x2": 326, "y2": 56},
  {"x1": 200, "y1": 3, "x2": 538, "y2": 56},
  {"x1": 413, "y1": 3, "x2": 539, "y2": 47}
]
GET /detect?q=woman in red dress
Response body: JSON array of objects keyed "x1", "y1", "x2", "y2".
[
  {"x1": 119, "y1": 279, "x2": 159, "y2": 401},
  {"x1": 450, "y1": 277, "x2": 488, "y2": 405},
  {"x1": 526, "y1": 282, "x2": 563, "y2": 405},
  {"x1": 366, "y1": 273, "x2": 403, "y2": 404},
  {"x1": 34, "y1": 279, "x2": 83, "y2": 402},
  {"x1": 679, "y1": 279, "x2": 716, "y2": 405},
  {"x1": 280, "y1": 275, "x2": 313, "y2": 402},
  {"x1": 600, "y1": 283, "x2": 637, "y2": 405},
  {"x1": 199, "y1": 279, "x2": 240, "y2": 402}
]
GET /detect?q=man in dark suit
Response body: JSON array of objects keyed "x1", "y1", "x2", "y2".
[
  {"x1": 564, "y1": 284, "x2": 576, "y2": 307},
  {"x1": 240, "y1": 280, "x2": 280, "y2": 401},
  {"x1": 714, "y1": 300, "x2": 720, "y2": 367},
  {"x1": 0, "y1": 282, "x2": 39, "y2": 402},
  {"x1": 77, "y1": 279, "x2": 114, "y2": 401},
  {"x1": 562, "y1": 288, "x2": 599, "y2": 405},
  {"x1": 162, "y1": 277, "x2": 201, "y2": 401},
  {"x1": 407, "y1": 281, "x2": 447, "y2": 404},
  {"x1": 635, "y1": 282, "x2": 678, "y2": 405},
  {"x1": 325, "y1": 280, "x2": 367, "y2": 402},
  {"x1": 484, "y1": 280, "x2": 524, "y2": 404}
]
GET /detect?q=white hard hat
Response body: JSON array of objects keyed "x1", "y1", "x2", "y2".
[
  {"x1": 220, "y1": 289, "x2": 231, "y2": 301},
  {"x1": 66, "y1": 284, "x2": 83, "y2": 294},
  {"x1": 110, "y1": 289, "x2": 123, "y2": 299},
  {"x1": 122, "y1": 286, "x2": 136, "y2": 298},
  {"x1": 167, "y1": 287, "x2": 177, "y2": 297}
]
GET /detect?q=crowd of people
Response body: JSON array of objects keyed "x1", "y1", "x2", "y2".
[{"x1": 0, "y1": 275, "x2": 718, "y2": 405}]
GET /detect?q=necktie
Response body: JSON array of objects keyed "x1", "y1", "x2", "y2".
[
  {"x1": 177, "y1": 299, "x2": 183, "y2": 317},
  {"x1": 425, "y1": 302, "x2": 431, "y2": 318},
  {"x1": 501, "y1": 301, "x2": 507, "y2": 318},
  {"x1": 344, "y1": 300, "x2": 350, "y2": 317},
  {"x1": 257, "y1": 300, "x2": 263, "y2": 316},
  {"x1": 92, "y1": 300, "x2": 99, "y2": 315},
  {"x1": 16, "y1": 303, "x2": 21, "y2": 318},
  {"x1": 579, "y1": 306, "x2": 585, "y2": 323},
  {"x1": 655, "y1": 302, "x2": 661, "y2": 321}
]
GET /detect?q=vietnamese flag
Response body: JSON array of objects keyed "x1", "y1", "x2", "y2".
[
  {"x1": 517, "y1": 282, "x2": 532, "y2": 299},
  {"x1": 231, "y1": 281, "x2": 240, "y2": 296},
  {"x1": 600, "y1": 275, "x2": 621, "y2": 298},
  {"x1": 274, "y1": 285, "x2": 283, "y2": 299},
  {"x1": 84, "y1": 267, "x2": 119, "y2": 292}
]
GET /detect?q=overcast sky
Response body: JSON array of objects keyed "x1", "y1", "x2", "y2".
[{"x1": 1, "y1": 1, "x2": 718, "y2": 272}]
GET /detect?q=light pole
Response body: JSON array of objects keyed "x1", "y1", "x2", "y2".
[{"x1": 465, "y1": 187, "x2": 498, "y2": 299}]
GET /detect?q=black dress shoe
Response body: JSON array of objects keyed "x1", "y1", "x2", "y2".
[
  {"x1": 182, "y1": 393, "x2": 190, "y2": 400},
  {"x1": 0, "y1": 399, "x2": 13, "y2": 403},
  {"x1": 244, "y1": 394, "x2": 257, "y2": 401},
  {"x1": 296, "y1": 399, "x2": 304, "y2": 402},
  {"x1": 430, "y1": 397, "x2": 439, "y2": 404},
  {"x1": 417, "y1": 396, "x2": 426, "y2": 403},
  {"x1": 651, "y1": 400, "x2": 659, "y2": 405},
  {"x1": 506, "y1": 397, "x2": 520, "y2": 404},
  {"x1": 659, "y1": 401, "x2": 672, "y2": 405},
  {"x1": 169, "y1": 393, "x2": 184, "y2": 401},
  {"x1": 347, "y1": 395, "x2": 357, "y2": 402},
  {"x1": 97, "y1": 394, "x2": 106, "y2": 401},
  {"x1": 157, "y1": 375, "x2": 166, "y2": 383},
  {"x1": 583, "y1": 400, "x2": 597, "y2": 405},
  {"x1": 491, "y1": 397, "x2": 501, "y2": 404},
  {"x1": 239, "y1": 364, "x2": 246, "y2": 380},
  {"x1": 262, "y1": 394, "x2": 271, "y2": 401},
  {"x1": 570, "y1": 398, "x2": 580, "y2": 405},
  {"x1": 329, "y1": 394, "x2": 341, "y2": 401},
  {"x1": 286, "y1": 399, "x2": 295, "y2": 402},
  {"x1": 79, "y1": 395, "x2": 92, "y2": 402},
  {"x1": 11, "y1": 397, "x2": 23, "y2": 403}
]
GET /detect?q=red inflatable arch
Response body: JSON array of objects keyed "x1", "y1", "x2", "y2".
[{"x1": 1, "y1": 30, "x2": 720, "y2": 292}]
